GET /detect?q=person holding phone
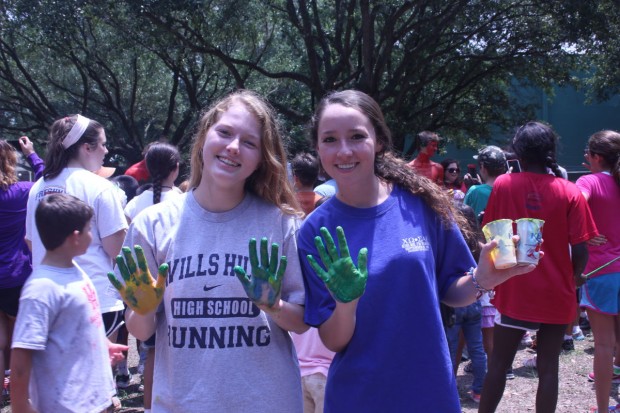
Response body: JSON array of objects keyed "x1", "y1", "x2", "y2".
[
  {"x1": 0, "y1": 136, "x2": 44, "y2": 399},
  {"x1": 507, "y1": 159, "x2": 522, "y2": 173},
  {"x1": 464, "y1": 163, "x2": 482, "y2": 189}
]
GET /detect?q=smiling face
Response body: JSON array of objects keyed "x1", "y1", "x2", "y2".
[
  {"x1": 317, "y1": 103, "x2": 382, "y2": 189},
  {"x1": 445, "y1": 162, "x2": 459, "y2": 183},
  {"x1": 201, "y1": 102, "x2": 262, "y2": 193}
]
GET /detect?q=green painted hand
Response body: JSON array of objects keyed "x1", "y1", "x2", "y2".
[
  {"x1": 306, "y1": 226, "x2": 368, "y2": 303},
  {"x1": 234, "y1": 238, "x2": 286, "y2": 308},
  {"x1": 107, "y1": 245, "x2": 167, "y2": 315}
]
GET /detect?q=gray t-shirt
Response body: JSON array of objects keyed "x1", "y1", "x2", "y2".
[
  {"x1": 12, "y1": 264, "x2": 116, "y2": 412},
  {"x1": 124, "y1": 191, "x2": 304, "y2": 412}
]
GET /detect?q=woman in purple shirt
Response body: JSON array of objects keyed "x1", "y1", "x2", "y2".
[{"x1": 0, "y1": 136, "x2": 44, "y2": 396}]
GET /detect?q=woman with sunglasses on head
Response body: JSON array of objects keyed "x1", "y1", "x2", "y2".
[{"x1": 577, "y1": 130, "x2": 620, "y2": 413}]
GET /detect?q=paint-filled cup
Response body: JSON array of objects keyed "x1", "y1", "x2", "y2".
[
  {"x1": 515, "y1": 218, "x2": 544, "y2": 265},
  {"x1": 482, "y1": 219, "x2": 517, "y2": 269}
]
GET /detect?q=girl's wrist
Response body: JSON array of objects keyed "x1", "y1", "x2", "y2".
[{"x1": 469, "y1": 267, "x2": 493, "y2": 299}]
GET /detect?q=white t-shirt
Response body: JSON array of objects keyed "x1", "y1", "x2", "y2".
[
  {"x1": 124, "y1": 187, "x2": 183, "y2": 221},
  {"x1": 26, "y1": 168, "x2": 128, "y2": 313},
  {"x1": 122, "y1": 191, "x2": 305, "y2": 412},
  {"x1": 12, "y1": 264, "x2": 116, "y2": 412}
]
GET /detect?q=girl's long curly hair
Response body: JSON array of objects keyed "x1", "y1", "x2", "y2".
[{"x1": 310, "y1": 90, "x2": 472, "y2": 239}]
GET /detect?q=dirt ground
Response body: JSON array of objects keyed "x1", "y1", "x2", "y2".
[
  {"x1": 457, "y1": 329, "x2": 616, "y2": 412},
  {"x1": 2, "y1": 328, "x2": 617, "y2": 413}
]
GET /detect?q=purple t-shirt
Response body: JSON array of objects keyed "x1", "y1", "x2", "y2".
[{"x1": 0, "y1": 153, "x2": 44, "y2": 288}]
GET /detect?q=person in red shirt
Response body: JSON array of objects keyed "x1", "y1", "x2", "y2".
[{"x1": 478, "y1": 121, "x2": 598, "y2": 413}]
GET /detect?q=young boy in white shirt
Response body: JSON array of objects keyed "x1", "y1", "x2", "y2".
[{"x1": 11, "y1": 193, "x2": 127, "y2": 413}]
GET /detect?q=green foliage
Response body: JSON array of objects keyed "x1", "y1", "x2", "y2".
[{"x1": 0, "y1": 0, "x2": 618, "y2": 164}]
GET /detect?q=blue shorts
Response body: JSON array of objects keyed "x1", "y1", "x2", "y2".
[{"x1": 581, "y1": 272, "x2": 620, "y2": 315}]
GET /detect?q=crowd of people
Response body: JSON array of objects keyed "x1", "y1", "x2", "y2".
[{"x1": 0, "y1": 89, "x2": 618, "y2": 413}]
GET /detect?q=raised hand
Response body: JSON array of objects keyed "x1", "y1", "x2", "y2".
[
  {"x1": 306, "y1": 226, "x2": 368, "y2": 303},
  {"x1": 234, "y1": 238, "x2": 286, "y2": 308},
  {"x1": 107, "y1": 245, "x2": 167, "y2": 315}
]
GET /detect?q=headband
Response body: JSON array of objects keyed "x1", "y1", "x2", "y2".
[{"x1": 62, "y1": 114, "x2": 91, "y2": 149}]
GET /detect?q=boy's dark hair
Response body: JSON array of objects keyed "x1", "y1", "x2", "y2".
[
  {"x1": 36, "y1": 193, "x2": 94, "y2": 251},
  {"x1": 415, "y1": 131, "x2": 440, "y2": 152},
  {"x1": 111, "y1": 175, "x2": 139, "y2": 202},
  {"x1": 291, "y1": 152, "x2": 319, "y2": 187}
]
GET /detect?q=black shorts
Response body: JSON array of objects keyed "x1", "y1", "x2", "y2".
[
  {"x1": 0, "y1": 285, "x2": 23, "y2": 317},
  {"x1": 102, "y1": 309, "x2": 125, "y2": 337},
  {"x1": 494, "y1": 312, "x2": 540, "y2": 332}
]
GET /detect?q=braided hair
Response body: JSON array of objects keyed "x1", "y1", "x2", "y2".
[
  {"x1": 511, "y1": 121, "x2": 563, "y2": 177},
  {"x1": 145, "y1": 142, "x2": 180, "y2": 204}
]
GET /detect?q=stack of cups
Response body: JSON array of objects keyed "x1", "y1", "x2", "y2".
[{"x1": 482, "y1": 218, "x2": 544, "y2": 269}]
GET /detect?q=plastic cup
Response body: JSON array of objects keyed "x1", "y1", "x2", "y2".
[
  {"x1": 482, "y1": 219, "x2": 517, "y2": 269},
  {"x1": 515, "y1": 218, "x2": 544, "y2": 265}
]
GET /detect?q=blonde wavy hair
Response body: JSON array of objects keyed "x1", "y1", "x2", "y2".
[
  {"x1": 189, "y1": 90, "x2": 301, "y2": 216},
  {"x1": 0, "y1": 140, "x2": 18, "y2": 190}
]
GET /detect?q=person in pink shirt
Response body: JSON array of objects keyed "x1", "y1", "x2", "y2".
[
  {"x1": 577, "y1": 130, "x2": 620, "y2": 413},
  {"x1": 291, "y1": 329, "x2": 335, "y2": 413}
]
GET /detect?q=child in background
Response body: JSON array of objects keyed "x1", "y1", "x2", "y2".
[
  {"x1": 290, "y1": 152, "x2": 322, "y2": 217},
  {"x1": 11, "y1": 193, "x2": 127, "y2": 412},
  {"x1": 291, "y1": 329, "x2": 335, "y2": 413}
]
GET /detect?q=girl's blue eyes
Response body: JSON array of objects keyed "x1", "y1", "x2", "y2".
[
  {"x1": 217, "y1": 129, "x2": 258, "y2": 148},
  {"x1": 322, "y1": 134, "x2": 366, "y2": 142}
]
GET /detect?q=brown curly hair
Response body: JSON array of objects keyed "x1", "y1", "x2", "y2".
[{"x1": 0, "y1": 140, "x2": 18, "y2": 190}]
